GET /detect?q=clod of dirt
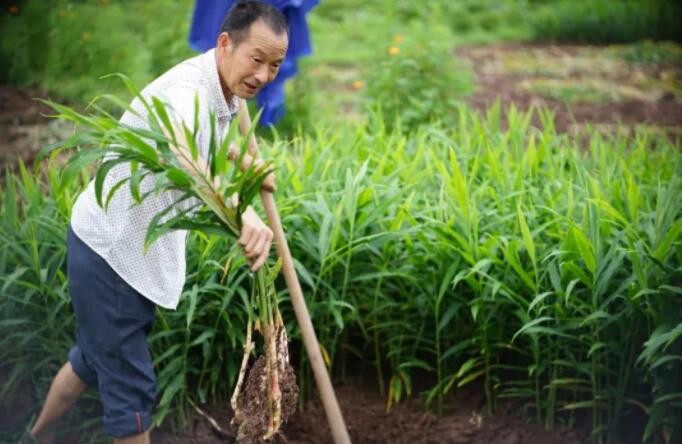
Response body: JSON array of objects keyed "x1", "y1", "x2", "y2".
[{"x1": 234, "y1": 356, "x2": 299, "y2": 443}]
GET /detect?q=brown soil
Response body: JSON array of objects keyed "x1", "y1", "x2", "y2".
[
  {"x1": 0, "y1": 366, "x2": 34, "y2": 433},
  {"x1": 232, "y1": 356, "x2": 298, "y2": 443},
  {"x1": 150, "y1": 383, "x2": 585, "y2": 444},
  {"x1": 0, "y1": 85, "x2": 62, "y2": 166},
  {"x1": 456, "y1": 43, "x2": 682, "y2": 139}
]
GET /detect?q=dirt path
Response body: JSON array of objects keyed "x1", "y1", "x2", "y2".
[{"x1": 457, "y1": 43, "x2": 682, "y2": 138}]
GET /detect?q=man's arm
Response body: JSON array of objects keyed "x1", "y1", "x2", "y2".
[{"x1": 165, "y1": 125, "x2": 274, "y2": 271}]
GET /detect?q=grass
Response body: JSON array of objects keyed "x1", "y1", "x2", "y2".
[
  {"x1": 531, "y1": 0, "x2": 682, "y2": 44},
  {"x1": 0, "y1": 0, "x2": 194, "y2": 105}
]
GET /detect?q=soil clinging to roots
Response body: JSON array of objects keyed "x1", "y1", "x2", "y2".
[{"x1": 234, "y1": 356, "x2": 298, "y2": 443}]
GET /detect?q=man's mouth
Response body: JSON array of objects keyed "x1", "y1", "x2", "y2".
[{"x1": 244, "y1": 82, "x2": 259, "y2": 92}]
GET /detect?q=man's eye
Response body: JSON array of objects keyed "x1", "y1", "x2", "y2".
[{"x1": 252, "y1": 57, "x2": 262, "y2": 63}]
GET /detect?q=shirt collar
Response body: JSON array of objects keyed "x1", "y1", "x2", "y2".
[{"x1": 202, "y1": 48, "x2": 240, "y2": 119}]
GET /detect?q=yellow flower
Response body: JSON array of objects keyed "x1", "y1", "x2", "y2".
[
  {"x1": 351, "y1": 80, "x2": 364, "y2": 90},
  {"x1": 82, "y1": 31, "x2": 92, "y2": 42},
  {"x1": 393, "y1": 35, "x2": 403, "y2": 44},
  {"x1": 388, "y1": 46, "x2": 400, "y2": 56},
  {"x1": 9, "y1": 5, "x2": 20, "y2": 15}
]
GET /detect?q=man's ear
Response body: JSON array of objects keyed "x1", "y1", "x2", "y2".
[{"x1": 217, "y1": 32, "x2": 232, "y2": 53}]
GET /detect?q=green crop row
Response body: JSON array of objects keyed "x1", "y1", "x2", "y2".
[{"x1": 1, "y1": 104, "x2": 680, "y2": 442}]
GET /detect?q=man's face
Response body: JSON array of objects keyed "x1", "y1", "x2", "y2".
[{"x1": 216, "y1": 19, "x2": 288, "y2": 99}]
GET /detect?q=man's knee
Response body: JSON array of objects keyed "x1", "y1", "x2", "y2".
[{"x1": 56, "y1": 362, "x2": 87, "y2": 404}]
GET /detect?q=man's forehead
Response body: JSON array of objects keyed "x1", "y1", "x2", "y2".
[
  {"x1": 252, "y1": 45, "x2": 287, "y2": 57},
  {"x1": 244, "y1": 20, "x2": 288, "y2": 49}
]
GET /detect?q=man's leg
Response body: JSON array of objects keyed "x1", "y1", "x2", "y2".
[
  {"x1": 65, "y1": 227, "x2": 157, "y2": 441},
  {"x1": 30, "y1": 362, "x2": 87, "y2": 444}
]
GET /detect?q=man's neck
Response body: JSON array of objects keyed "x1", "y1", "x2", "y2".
[{"x1": 214, "y1": 50, "x2": 234, "y2": 104}]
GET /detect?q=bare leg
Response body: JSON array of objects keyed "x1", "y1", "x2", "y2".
[
  {"x1": 113, "y1": 432, "x2": 150, "y2": 444},
  {"x1": 30, "y1": 362, "x2": 87, "y2": 444}
]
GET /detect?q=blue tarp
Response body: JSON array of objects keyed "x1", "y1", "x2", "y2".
[{"x1": 189, "y1": 0, "x2": 319, "y2": 125}]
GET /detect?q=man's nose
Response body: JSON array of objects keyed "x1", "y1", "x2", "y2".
[{"x1": 254, "y1": 65, "x2": 269, "y2": 85}]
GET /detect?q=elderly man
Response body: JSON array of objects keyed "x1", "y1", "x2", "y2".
[
  {"x1": 29, "y1": 1, "x2": 288, "y2": 443},
  {"x1": 189, "y1": 0, "x2": 318, "y2": 125}
]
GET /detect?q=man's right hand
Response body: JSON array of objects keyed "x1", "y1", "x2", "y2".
[{"x1": 228, "y1": 145, "x2": 276, "y2": 192}]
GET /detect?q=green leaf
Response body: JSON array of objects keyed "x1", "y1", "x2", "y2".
[
  {"x1": 94, "y1": 159, "x2": 124, "y2": 207},
  {"x1": 570, "y1": 225, "x2": 596, "y2": 275},
  {"x1": 103, "y1": 177, "x2": 130, "y2": 211},
  {"x1": 128, "y1": 161, "x2": 145, "y2": 203},
  {"x1": 151, "y1": 96, "x2": 175, "y2": 135},
  {"x1": 561, "y1": 400, "x2": 600, "y2": 411},
  {"x1": 517, "y1": 203, "x2": 536, "y2": 270},
  {"x1": 457, "y1": 369, "x2": 485, "y2": 388},
  {"x1": 190, "y1": 329, "x2": 215, "y2": 347},
  {"x1": 652, "y1": 218, "x2": 682, "y2": 262},
  {"x1": 513, "y1": 316, "x2": 553, "y2": 342},
  {"x1": 186, "y1": 285, "x2": 199, "y2": 330},
  {"x1": 115, "y1": 129, "x2": 159, "y2": 164},
  {"x1": 166, "y1": 168, "x2": 192, "y2": 187}
]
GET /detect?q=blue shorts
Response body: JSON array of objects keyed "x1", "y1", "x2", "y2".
[{"x1": 67, "y1": 226, "x2": 157, "y2": 438}]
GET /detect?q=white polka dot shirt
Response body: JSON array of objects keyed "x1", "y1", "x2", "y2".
[{"x1": 70, "y1": 49, "x2": 239, "y2": 309}]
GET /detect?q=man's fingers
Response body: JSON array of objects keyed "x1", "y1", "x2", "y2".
[
  {"x1": 244, "y1": 228, "x2": 263, "y2": 253},
  {"x1": 245, "y1": 235, "x2": 266, "y2": 259},
  {"x1": 262, "y1": 173, "x2": 276, "y2": 192},
  {"x1": 250, "y1": 249, "x2": 268, "y2": 272},
  {"x1": 246, "y1": 230, "x2": 273, "y2": 271},
  {"x1": 238, "y1": 226, "x2": 253, "y2": 246},
  {"x1": 258, "y1": 232, "x2": 274, "y2": 270}
]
